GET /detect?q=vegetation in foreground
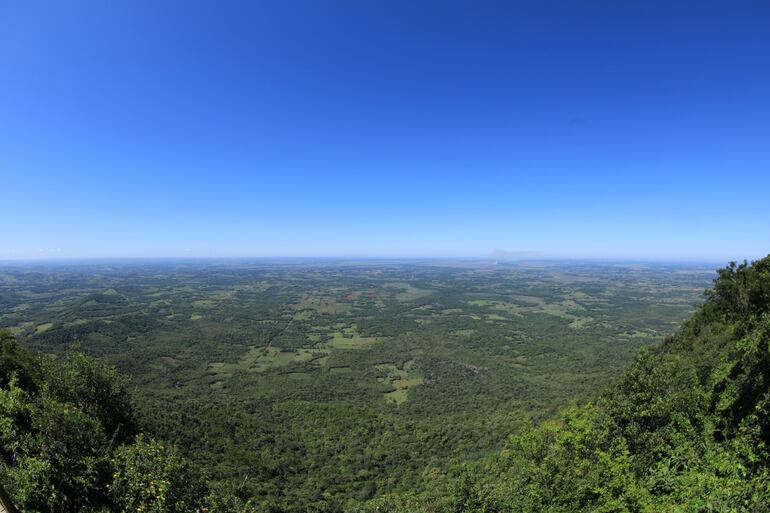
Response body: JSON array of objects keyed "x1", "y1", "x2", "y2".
[
  {"x1": 0, "y1": 330, "x2": 253, "y2": 512},
  {"x1": 4, "y1": 256, "x2": 769, "y2": 511}
]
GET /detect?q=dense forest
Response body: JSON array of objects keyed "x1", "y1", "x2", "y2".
[
  {"x1": 2, "y1": 257, "x2": 768, "y2": 511},
  {"x1": 0, "y1": 329, "x2": 255, "y2": 512}
]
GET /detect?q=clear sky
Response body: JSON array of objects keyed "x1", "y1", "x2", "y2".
[{"x1": 1, "y1": 1, "x2": 768, "y2": 262}]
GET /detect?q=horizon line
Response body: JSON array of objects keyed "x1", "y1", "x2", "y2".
[{"x1": 0, "y1": 254, "x2": 740, "y2": 267}]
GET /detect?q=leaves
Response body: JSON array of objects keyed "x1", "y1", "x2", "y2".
[{"x1": 0, "y1": 333, "x2": 206, "y2": 513}]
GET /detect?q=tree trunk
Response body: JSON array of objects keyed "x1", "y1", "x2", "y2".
[{"x1": 0, "y1": 483, "x2": 19, "y2": 513}]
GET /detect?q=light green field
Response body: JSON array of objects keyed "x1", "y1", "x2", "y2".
[
  {"x1": 470, "y1": 299, "x2": 523, "y2": 315},
  {"x1": 377, "y1": 360, "x2": 423, "y2": 404},
  {"x1": 385, "y1": 282, "x2": 434, "y2": 301},
  {"x1": 160, "y1": 356, "x2": 181, "y2": 367},
  {"x1": 471, "y1": 297, "x2": 592, "y2": 328},
  {"x1": 192, "y1": 300, "x2": 218, "y2": 309},
  {"x1": 512, "y1": 355, "x2": 528, "y2": 367},
  {"x1": 325, "y1": 325, "x2": 379, "y2": 349},
  {"x1": 568, "y1": 317, "x2": 593, "y2": 329},
  {"x1": 618, "y1": 329, "x2": 657, "y2": 339},
  {"x1": 248, "y1": 347, "x2": 319, "y2": 371},
  {"x1": 35, "y1": 322, "x2": 54, "y2": 334},
  {"x1": 295, "y1": 295, "x2": 352, "y2": 314},
  {"x1": 207, "y1": 346, "x2": 325, "y2": 383}
]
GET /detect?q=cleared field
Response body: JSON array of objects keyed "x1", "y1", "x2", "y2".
[
  {"x1": 377, "y1": 360, "x2": 423, "y2": 404},
  {"x1": 325, "y1": 325, "x2": 380, "y2": 349},
  {"x1": 206, "y1": 346, "x2": 326, "y2": 384},
  {"x1": 35, "y1": 322, "x2": 54, "y2": 334},
  {"x1": 384, "y1": 282, "x2": 434, "y2": 301},
  {"x1": 294, "y1": 295, "x2": 353, "y2": 314}
]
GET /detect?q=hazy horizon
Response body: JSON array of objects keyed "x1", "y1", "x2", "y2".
[
  {"x1": 0, "y1": 248, "x2": 764, "y2": 264},
  {"x1": 0, "y1": 253, "x2": 736, "y2": 268}
]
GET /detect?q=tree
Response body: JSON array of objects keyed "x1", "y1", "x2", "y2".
[{"x1": 109, "y1": 435, "x2": 206, "y2": 513}]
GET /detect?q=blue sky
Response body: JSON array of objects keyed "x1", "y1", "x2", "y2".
[{"x1": 1, "y1": 0, "x2": 769, "y2": 261}]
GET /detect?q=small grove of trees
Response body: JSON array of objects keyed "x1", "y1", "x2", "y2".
[{"x1": 0, "y1": 331, "x2": 256, "y2": 513}]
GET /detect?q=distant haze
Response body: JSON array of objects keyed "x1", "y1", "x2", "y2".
[{"x1": 1, "y1": 1, "x2": 769, "y2": 262}]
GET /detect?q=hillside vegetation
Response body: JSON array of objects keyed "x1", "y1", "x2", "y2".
[{"x1": 0, "y1": 330, "x2": 259, "y2": 512}]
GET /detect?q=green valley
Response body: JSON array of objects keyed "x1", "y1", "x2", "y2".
[{"x1": 0, "y1": 259, "x2": 718, "y2": 511}]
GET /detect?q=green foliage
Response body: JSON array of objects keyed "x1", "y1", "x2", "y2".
[
  {"x1": 710, "y1": 313, "x2": 770, "y2": 452},
  {"x1": 0, "y1": 331, "x2": 38, "y2": 391},
  {"x1": 492, "y1": 406, "x2": 646, "y2": 513},
  {"x1": 109, "y1": 435, "x2": 205, "y2": 513},
  {"x1": 0, "y1": 331, "x2": 208, "y2": 513},
  {"x1": 706, "y1": 258, "x2": 770, "y2": 322},
  {"x1": 43, "y1": 350, "x2": 137, "y2": 444},
  {"x1": 448, "y1": 465, "x2": 500, "y2": 513},
  {"x1": 0, "y1": 337, "x2": 113, "y2": 512},
  {"x1": 604, "y1": 349, "x2": 707, "y2": 471}
]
